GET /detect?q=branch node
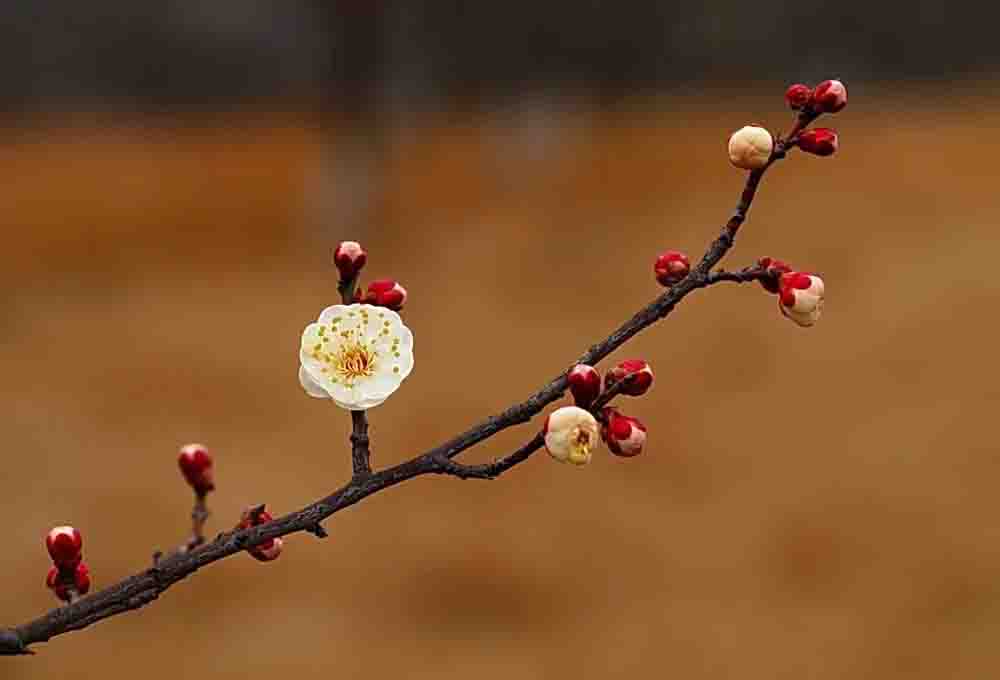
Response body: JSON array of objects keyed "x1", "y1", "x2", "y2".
[{"x1": 306, "y1": 523, "x2": 329, "y2": 539}]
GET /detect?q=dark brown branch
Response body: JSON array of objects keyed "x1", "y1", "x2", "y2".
[
  {"x1": 705, "y1": 264, "x2": 768, "y2": 286},
  {"x1": 0, "y1": 112, "x2": 818, "y2": 655},
  {"x1": 350, "y1": 410, "x2": 372, "y2": 479}
]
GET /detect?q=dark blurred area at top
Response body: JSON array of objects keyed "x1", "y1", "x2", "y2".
[{"x1": 1, "y1": 1, "x2": 992, "y2": 114}]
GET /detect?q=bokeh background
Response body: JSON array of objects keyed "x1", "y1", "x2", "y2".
[{"x1": 3, "y1": 3, "x2": 999, "y2": 679}]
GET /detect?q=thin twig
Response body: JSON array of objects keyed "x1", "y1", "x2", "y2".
[{"x1": 0, "y1": 112, "x2": 815, "y2": 654}]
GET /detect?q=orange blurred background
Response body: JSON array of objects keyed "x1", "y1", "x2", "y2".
[{"x1": 2, "y1": 84, "x2": 999, "y2": 679}]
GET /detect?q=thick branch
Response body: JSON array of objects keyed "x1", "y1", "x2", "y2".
[{"x1": 0, "y1": 131, "x2": 801, "y2": 655}]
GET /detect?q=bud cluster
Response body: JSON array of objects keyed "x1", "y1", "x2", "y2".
[
  {"x1": 728, "y1": 79, "x2": 847, "y2": 170},
  {"x1": 548, "y1": 359, "x2": 655, "y2": 465},
  {"x1": 333, "y1": 240, "x2": 409, "y2": 311},
  {"x1": 45, "y1": 526, "x2": 91, "y2": 603}
]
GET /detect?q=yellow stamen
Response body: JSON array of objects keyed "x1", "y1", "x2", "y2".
[{"x1": 332, "y1": 342, "x2": 378, "y2": 382}]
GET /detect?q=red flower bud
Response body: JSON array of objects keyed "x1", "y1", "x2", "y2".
[
  {"x1": 601, "y1": 407, "x2": 648, "y2": 457},
  {"x1": 46, "y1": 526, "x2": 83, "y2": 568},
  {"x1": 654, "y1": 250, "x2": 691, "y2": 287},
  {"x1": 757, "y1": 257, "x2": 793, "y2": 294},
  {"x1": 178, "y1": 444, "x2": 215, "y2": 495},
  {"x1": 797, "y1": 128, "x2": 839, "y2": 157},
  {"x1": 785, "y1": 84, "x2": 812, "y2": 111},
  {"x1": 567, "y1": 364, "x2": 601, "y2": 408},
  {"x1": 46, "y1": 562, "x2": 91, "y2": 602},
  {"x1": 238, "y1": 505, "x2": 274, "y2": 530},
  {"x1": 332, "y1": 241, "x2": 367, "y2": 281},
  {"x1": 812, "y1": 79, "x2": 847, "y2": 113},
  {"x1": 604, "y1": 359, "x2": 654, "y2": 397},
  {"x1": 249, "y1": 538, "x2": 284, "y2": 562},
  {"x1": 364, "y1": 279, "x2": 407, "y2": 311}
]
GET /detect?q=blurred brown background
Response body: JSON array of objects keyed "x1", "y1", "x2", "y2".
[{"x1": 3, "y1": 3, "x2": 999, "y2": 679}]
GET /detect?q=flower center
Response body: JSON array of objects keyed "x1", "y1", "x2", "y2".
[
  {"x1": 334, "y1": 342, "x2": 377, "y2": 384},
  {"x1": 568, "y1": 426, "x2": 594, "y2": 465}
]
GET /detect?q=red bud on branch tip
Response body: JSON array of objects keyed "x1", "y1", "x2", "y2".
[
  {"x1": 364, "y1": 279, "x2": 407, "y2": 311},
  {"x1": 604, "y1": 359, "x2": 654, "y2": 397},
  {"x1": 178, "y1": 444, "x2": 215, "y2": 495},
  {"x1": 249, "y1": 538, "x2": 284, "y2": 562},
  {"x1": 757, "y1": 257, "x2": 793, "y2": 294},
  {"x1": 778, "y1": 272, "x2": 825, "y2": 327},
  {"x1": 812, "y1": 79, "x2": 848, "y2": 113},
  {"x1": 797, "y1": 128, "x2": 839, "y2": 157},
  {"x1": 654, "y1": 250, "x2": 690, "y2": 287},
  {"x1": 785, "y1": 83, "x2": 812, "y2": 111},
  {"x1": 332, "y1": 241, "x2": 367, "y2": 281},
  {"x1": 567, "y1": 364, "x2": 601, "y2": 408},
  {"x1": 601, "y1": 408, "x2": 648, "y2": 457},
  {"x1": 46, "y1": 526, "x2": 82, "y2": 568}
]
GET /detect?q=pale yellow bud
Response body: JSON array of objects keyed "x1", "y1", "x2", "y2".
[{"x1": 728, "y1": 126, "x2": 774, "y2": 170}]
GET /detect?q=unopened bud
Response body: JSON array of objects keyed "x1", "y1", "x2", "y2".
[
  {"x1": 728, "y1": 126, "x2": 773, "y2": 170},
  {"x1": 779, "y1": 272, "x2": 825, "y2": 327},
  {"x1": 812, "y1": 79, "x2": 847, "y2": 113},
  {"x1": 364, "y1": 279, "x2": 407, "y2": 311},
  {"x1": 249, "y1": 538, "x2": 284, "y2": 562},
  {"x1": 46, "y1": 562, "x2": 91, "y2": 603},
  {"x1": 601, "y1": 408, "x2": 647, "y2": 457},
  {"x1": 567, "y1": 364, "x2": 601, "y2": 408},
  {"x1": 178, "y1": 444, "x2": 215, "y2": 495},
  {"x1": 46, "y1": 526, "x2": 83, "y2": 568},
  {"x1": 785, "y1": 83, "x2": 812, "y2": 111},
  {"x1": 654, "y1": 250, "x2": 691, "y2": 287},
  {"x1": 604, "y1": 359, "x2": 654, "y2": 397},
  {"x1": 797, "y1": 128, "x2": 839, "y2": 157},
  {"x1": 543, "y1": 406, "x2": 600, "y2": 466},
  {"x1": 757, "y1": 257, "x2": 793, "y2": 294},
  {"x1": 332, "y1": 241, "x2": 367, "y2": 281}
]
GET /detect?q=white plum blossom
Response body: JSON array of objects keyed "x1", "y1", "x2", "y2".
[
  {"x1": 543, "y1": 406, "x2": 600, "y2": 466},
  {"x1": 299, "y1": 303, "x2": 414, "y2": 410}
]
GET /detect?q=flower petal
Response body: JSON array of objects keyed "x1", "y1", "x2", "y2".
[{"x1": 299, "y1": 366, "x2": 330, "y2": 399}]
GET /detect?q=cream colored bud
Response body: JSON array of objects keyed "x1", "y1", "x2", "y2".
[
  {"x1": 779, "y1": 274, "x2": 825, "y2": 327},
  {"x1": 543, "y1": 406, "x2": 600, "y2": 466},
  {"x1": 728, "y1": 126, "x2": 774, "y2": 170}
]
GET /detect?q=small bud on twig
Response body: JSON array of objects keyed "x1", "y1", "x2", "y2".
[
  {"x1": 785, "y1": 84, "x2": 812, "y2": 111},
  {"x1": 332, "y1": 241, "x2": 368, "y2": 281},
  {"x1": 46, "y1": 562, "x2": 90, "y2": 603},
  {"x1": 779, "y1": 272, "x2": 825, "y2": 327},
  {"x1": 654, "y1": 250, "x2": 691, "y2": 286},
  {"x1": 797, "y1": 128, "x2": 839, "y2": 157},
  {"x1": 811, "y1": 79, "x2": 848, "y2": 114},
  {"x1": 601, "y1": 407, "x2": 648, "y2": 457},
  {"x1": 237, "y1": 505, "x2": 284, "y2": 563},
  {"x1": 363, "y1": 279, "x2": 408, "y2": 311},
  {"x1": 543, "y1": 406, "x2": 600, "y2": 466},
  {"x1": 178, "y1": 444, "x2": 215, "y2": 495},
  {"x1": 728, "y1": 126, "x2": 773, "y2": 170},
  {"x1": 567, "y1": 364, "x2": 601, "y2": 408},
  {"x1": 604, "y1": 359, "x2": 654, "y2": 397},
  {"x1": 249, "y1": 538, "x2": 284, "y2": 562},
  {"x1": 45, "y1": 526, "x2": 82, "y2": 569}
]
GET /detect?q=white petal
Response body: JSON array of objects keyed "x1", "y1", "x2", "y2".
[{"x1": 299, "y1": 366, "x2": 330, "y2": 399}]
